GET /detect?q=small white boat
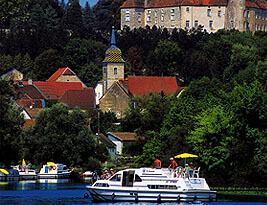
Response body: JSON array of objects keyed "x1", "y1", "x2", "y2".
[
  {"x1": 38, "y1": 162, "x2": 71, "y2": 179},
  {"x1": 13, "y1": 165, "x2": 37, "y2": 180},
  {"x1": 86, "y1": 167, "x2": 216, "y2": 202}
]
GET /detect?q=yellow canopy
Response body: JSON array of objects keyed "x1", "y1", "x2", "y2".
[
  {"x1": 175, "y1": 153, "x2": 198, "y2": 159},
  {"x1": 22, "y1": 159, "x2": 26, "y2": 167},
  {"x1": 0, "y1": 169, "x2": 9, "y2": 175},
  {"x1": 47, "y1": 162, "x2": 56, "y2": 166}
]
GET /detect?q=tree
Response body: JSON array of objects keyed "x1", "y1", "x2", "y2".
[
  {"x1": 63, "y1": 0, "x2": 84, "y2": 37},
  {"x1": 33, "y1": 49, "x2": 63, "y2": 80},
  {"x1": 21, "y1": 104, "x2": 108, "y2": 168},
  {"x1": 78, "y1": 63, "x2": 102, "y2": 87},
  {"x1": 0, "y1": 79, "x2": 24, "y2": 165}
]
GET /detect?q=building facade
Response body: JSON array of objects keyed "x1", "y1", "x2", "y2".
[{"x1": 121, "y1": 0, "x2": 267, "y2": 32}]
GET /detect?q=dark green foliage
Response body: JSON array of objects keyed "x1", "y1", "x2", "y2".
[
  {"x1": 21, "y1": 104, "x2": 108, "y2": 167},
  {"x1": 33, "y1": 49, "x2": 63, "y2": 80},
  {"x1": 0, "y1": 80, "x2": 24, "y2": 165}
]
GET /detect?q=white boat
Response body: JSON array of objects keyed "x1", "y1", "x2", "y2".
[
  {"x1": 86, "y1": 167, "x2": 216, "y2": 202},
  {"x1": 13, "y1": 165, "x2": 37, "y2": 180},
  {"x1": 38, "y1": 162, "x2": 71, "y2": 179}
]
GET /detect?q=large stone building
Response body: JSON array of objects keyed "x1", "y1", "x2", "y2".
[{"x1": 121, "y1": 0, "x2": 267, "y2": 32}]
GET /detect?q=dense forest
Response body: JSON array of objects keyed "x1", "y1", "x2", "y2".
[{"x1": 0, "y1": 0, "x2": 266, "y2": 187}]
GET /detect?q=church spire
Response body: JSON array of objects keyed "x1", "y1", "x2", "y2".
[{"x1": 111, "y1": 26, "x2": 116, "y2": 46}]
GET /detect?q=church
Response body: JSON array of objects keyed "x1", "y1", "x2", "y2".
[{"x1": 95, "y1": 27, "x2": 183, "y2": 118}]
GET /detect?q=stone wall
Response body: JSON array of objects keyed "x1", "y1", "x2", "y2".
[{"x1": 99, "y1": 82, "x2": 129, "y2": 119}]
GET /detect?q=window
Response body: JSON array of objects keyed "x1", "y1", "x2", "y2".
[
  {"x1": 110, "y1": 174, "x2": 121, "y2": 181},
  {"x1": 186, "y1": 20, "x2": 190, "y2": 28},
  {"x1": 186, "y1": 7, "x2": 189, "y2": 12},
  {"x1": 147, "y1": 9, "x2": 151, "y2": 14},
  {"x1": 194, "y1": 20, "x2": 198, "y2": 28},
  {"x1": 137, "y1": 15, "x2": 141, "y2": 22},
  {"x1": 126, "y1": 10, "x2": 130, "y2": 14},
  {"x1": 170, "y1": 14, "x2": 175, "y2": 21},
  {"x1": 209, "y1": 20, "x2": 213, "y2": 29},
  {"x1": 161, "y1": 14, "x2": 164, "y2": 22},
  {"x1": 147, "y1": 15, "x2": 151, "y2": 22},
  {"x1": 171, "y1": 9, "x2": 175, "y2": 13},
  {"x1": 114, "y1": 67, "x2": 118, "y2": 76},
  {"x1": 230, "y1": 20, "x2": 234, "y2": 28},
  {"x1": 207, "y1": 9, "x2": 211, "y2": 17},
  {"x1": 134, "y1": 174, "x2": 142, "y2": 182},
  {"x1": 125, "y1": 15, "x2": 130, "y2": 22},
  {"x1": 218, "y1": 10, "x2": 221, "y2": 17}
]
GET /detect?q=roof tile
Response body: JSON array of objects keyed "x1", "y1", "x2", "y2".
[
  {"x1": 127, "y1": 76, "x2": 180, "y2": 96},
  {"x1": 47, "y1": 67, "x2": 76, "y2": 82}
]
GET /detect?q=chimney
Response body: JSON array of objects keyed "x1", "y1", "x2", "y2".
[{"x1": 28, "y1": 79, "x2": 32, "y2": 85}]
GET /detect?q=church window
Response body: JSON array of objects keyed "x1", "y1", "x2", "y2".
[
  {"x1": 209, "y1": 20, "x2": 213, "y2": 29},
  {"x1": 114, "y1": 67, "x2": 118, "y2": 76},
  {"x1": 170, "y1": 14, "x2": 175, "y2": 21},
  {"x1": 218, "y1": 10, "x2": 221, "y2": 17},
  {"x1": 147, "y1": 15, "x2": 151, "y2": 22},
  {"x1": 186, "y1": 7, "x2": 189, "y2": 12},
  {"x1": 161, "y1": 14, "x2": 164, "y2": 22},
  {"x1": 126, "y1": 10, "x2": 130, "y2": 14}
]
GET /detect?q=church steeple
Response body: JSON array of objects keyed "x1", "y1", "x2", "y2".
[
  {"x1": 102, "y1": 26, "x2": 125, "y2": 92},
  {"x1": 111, "y1": 26, "x2": 116, "y2": 47}
]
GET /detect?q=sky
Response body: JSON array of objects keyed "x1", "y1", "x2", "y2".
[{"x1": 80, "y1": 0, "x2": 98, "y2": 7}]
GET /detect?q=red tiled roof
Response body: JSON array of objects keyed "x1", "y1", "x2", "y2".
[
  {"x1": 22, "y1": 119, "x2": 35, "y2": 129},
  {"x1": 246, "y1": 0, "x2": 267, "y2": 9},
  {"x1": 121, "y1": 0, "x2": 145, "y2": 8},
  {"x1": 110, "y1": 132, "x2": 138, "y2": 141},
  {"x1": 127, "y1": 76, "x2": 179, "y2": 96},
  {"x1": 47, "y1": 67, "x2": 76, "y2": 82},
  {"x1": 16, "y1": 84, "x2": 45, "y2": 99},
  {"x1": 23, "y1": 81, "x2": 84, "y2": 100},
  {"x1": 59, "y1": 89, "x2": 96, "y2": 109},
  {"x1": 121, "y1": 0, "x2": 228, "y2": 8}
]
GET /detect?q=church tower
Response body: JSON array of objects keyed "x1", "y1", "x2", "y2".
[{"x1": 102, "y1": 27, "x2": 125, "y2": 93}]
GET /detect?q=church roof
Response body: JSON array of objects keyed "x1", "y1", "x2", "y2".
[
  {"x1": 103, "y1": 27, "x2": 125, "y2": 63},
  {"x1": 127, "y1": 76, "x2": 181, "y2": 96}
]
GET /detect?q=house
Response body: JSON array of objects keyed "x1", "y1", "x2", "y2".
[
  {"x1": 107, "y1": 132, "x2": 138, "y2": 155},
  {"x1": 98, "y1": 27, "x2": 183, "y2": 118},
  {"x1": 47, "y1": 67, "x2": 86, "y2": 87},
  {"x1": 0, "y1": 68, "x2": 23, "y2": 81},
  {"x1": 121, "y1": 0, "x2": 267, "y2": 32},
  {"x1": 59, "y1": 88, "x2": 96, "y2": 109},
  {"x1": 98, "y1": 133, "x2": 117, "y2": 158}
]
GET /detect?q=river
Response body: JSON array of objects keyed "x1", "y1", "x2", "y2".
[{"x1": 0, "y1": 180, "x2": 266, "y2": 205}]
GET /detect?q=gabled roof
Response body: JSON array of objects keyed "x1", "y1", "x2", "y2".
[
  {"x1": 47, "y1": 67, "x2": 76, "y2": 82},
  {"x1": 22, "y1": 119, "x2": 35, "y2": 129},
  {"x1": 108, "y1": 132, "x2": 138, "y2": 141},
  {"x1": 16, "y1": 84, "x2": 45, "y2": 99},
  {"x1": 246, "y1": 0, "x2": 267, "y2": 9},
  {"x1": 59, "y1": 88, "x2": 96, "y2": 109},
  {"x1": 22, "y1": 81, "x2": 84, "y2": 100},
  {"x1": 99, "y1": 133, "x2": 116, "y2": 148},
  {"x1": 127, "y1": 76, "x2": 179, "y2": 96},
  {"x1": 121, "y1": 0, "x2": 228, "y2": 9}
]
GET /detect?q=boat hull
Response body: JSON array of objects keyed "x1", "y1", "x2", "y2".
[
  {"x1": 19, "y1": 174, "x2": 37, "y2": 180},
  {"x1": 87, "y1": 186, "x2": 216, "y2": 202},
  {"x1": 38, "y1": 172, "x2": 70, "y2": 179}
]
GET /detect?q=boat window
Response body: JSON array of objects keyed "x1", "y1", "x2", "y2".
[
  {"x1": 94, "y1": 183, "x2": 109, "y2": 187},
  {"x1": 122, "y1": 170, "x2": 135, "y2": 187},
  {"x1": 109, "y1": 174, "x2": 121, "y2": 181},
  {"x1": 134, "y1": 174, "x2": 142, "y2": 182},
  {"x1": 147, "y1": 185, "x2": 177, "y2": 190}
]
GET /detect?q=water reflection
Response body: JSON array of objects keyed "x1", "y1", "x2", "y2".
[{"x1": 38, "y1": 178, "x2": 72, "y2": 184}]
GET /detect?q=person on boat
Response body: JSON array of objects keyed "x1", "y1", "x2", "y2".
[
  {"x1": 168, "y1": 157, "x2": 178, "y2": 177},
  {"x1": 109, "y1": 168, "x2": 115, "y2": 176},
  {"x1": 189, "y1": 162, "x2": 194, "y2": 177},
  {"x1": 153, "y1": 157, "x2": 162, "y2": 169}
]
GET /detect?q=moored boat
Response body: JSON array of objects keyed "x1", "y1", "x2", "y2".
[
  {"x1": 86, "y1": 167, "x2": 216, "y2": 202},
  {"x1": 13, "y1": 159, "x2": 37, "y2": 180},
  {"x1": 0, "y1": 168, "x2": 20, "y2": 181},
  {"x1": 38, "y1": 162, "x2": 71, "y2": 179}
]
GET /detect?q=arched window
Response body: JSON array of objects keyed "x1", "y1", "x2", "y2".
[{"x1": 114, "y1": 67, "x2": 118, "y2": 76}]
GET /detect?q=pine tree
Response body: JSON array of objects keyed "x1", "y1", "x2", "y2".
[
  {"x1": 62, "y1": 0, "x2": 84, "y2": 37},
  {"x1": 83, "y1": 1, "x2": 94, "y2": 37}
]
